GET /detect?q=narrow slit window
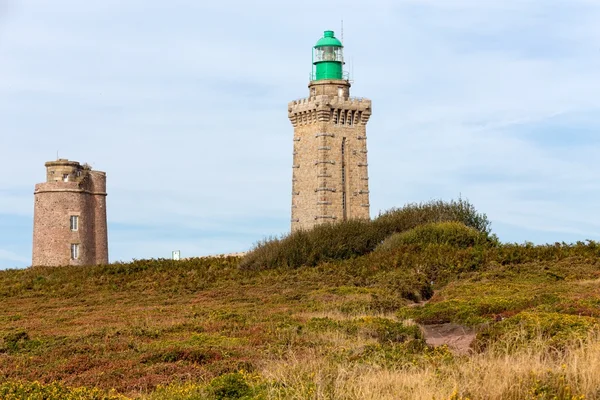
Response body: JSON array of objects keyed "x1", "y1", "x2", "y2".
[
  {"x1": 71, "y1": 244, "x2": 79, "y2": 260},
  {"x1": 341, "y1": 137, "x2": 347, "y2": 220},
  {"x1": 70, "y1": 215, "x2": 79, "y2": 231}
]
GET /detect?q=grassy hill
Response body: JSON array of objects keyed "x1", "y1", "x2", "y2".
[{"x1": 1, "y1": 200, "x2": 599, "y2": 399}]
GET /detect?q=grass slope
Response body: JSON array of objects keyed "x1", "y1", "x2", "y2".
[
  {"x1": 0, "y1": 246, "x2": 599, "y2": 398},
  {"x1": 1, "y1": 202, "x2": 599, "y2": 399}
]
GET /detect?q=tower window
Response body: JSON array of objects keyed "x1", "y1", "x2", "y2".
[
  {"x1": 70, "y1": 215, "x2": 79, "y2": 231},
  {"x1": 71, "y1": 244, "x2": 79, "y2": 260},
  {"x1": 63, "y1": 174, "x2": 69, "y2": 182}
]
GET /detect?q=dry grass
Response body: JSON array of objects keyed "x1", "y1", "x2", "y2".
[
  {"x1": 261, "y1": 331, "x2": 600, "y2": 399},
  {"x1": 1, "y1": 232, "x2": 599, "y2": 398}
]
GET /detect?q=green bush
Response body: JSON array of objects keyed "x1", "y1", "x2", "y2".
[
  {"x1": 373, "y1": 198, "x2": 492, "y2": 237},
  {"x1": 240, "y1": 199, "x2": 491, "y2": 270},
  {"x1": 239, "y1": 219, "x2": 376, "y2": 270},
  {"x1": 207, "y1": 373, "x2": 253, "y2": 400},
  {"x1": 377, "y1": 221, "x2": 492, "y2": 251}
]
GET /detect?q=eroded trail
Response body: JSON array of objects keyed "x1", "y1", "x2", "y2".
[{"x1": 421, "y1": 323, "x2": 476, "y2": 354}]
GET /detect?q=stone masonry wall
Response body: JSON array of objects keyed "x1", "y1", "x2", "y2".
[
  {"x1": 32, "y1": 160, "x2": 108, "y2": 266},
  {"x1": 288, "y1": 80, "x2": 371, "y2": 231},
  {"x1": 90, "y1": 170, "x2": 109, "y2": 265}
]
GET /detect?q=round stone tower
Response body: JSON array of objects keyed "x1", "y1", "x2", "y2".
[
  {"x1": 32, "y1": 159, "x2": 108, "y2": 266},
  {"x1": 288, "y1": 30, "x2": 372, "y2": 231}
]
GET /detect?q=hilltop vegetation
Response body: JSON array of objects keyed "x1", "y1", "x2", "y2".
[
  {"x1": 1, "y1": 200, "x2": 599, "y2": 399},
  {"x1": 240, "y1": 198, "x2": 493, "y2": 270}
]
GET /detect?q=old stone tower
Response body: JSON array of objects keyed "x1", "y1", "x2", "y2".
[
  {"x1": 288, "y1": 30, "x2": 372, "y2": 231},
  {"x1": 32, "y1": 159, "x2": 108, "y2": 266}
]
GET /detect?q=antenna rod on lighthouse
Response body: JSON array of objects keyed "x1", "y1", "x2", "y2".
[{"x1": 341, "y1": 19, "x2": 344, "y2": 44}]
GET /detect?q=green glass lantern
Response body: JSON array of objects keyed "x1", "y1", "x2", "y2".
[{"x1": 312, "y1": 30, "x2": 344, "y2": 81}]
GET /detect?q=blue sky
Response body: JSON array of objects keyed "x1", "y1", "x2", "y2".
[{"x1": 1, "y1": 0, "x2": 600, "y2": 269}]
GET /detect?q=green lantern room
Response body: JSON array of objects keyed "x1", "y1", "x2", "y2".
[{"x1": 312, "y1": 30, "x2": 346, "y2": 81}]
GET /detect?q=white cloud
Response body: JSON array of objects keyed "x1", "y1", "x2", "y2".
[{"x1": 1, "y1": 0, "x2": 600, "y2": 268}]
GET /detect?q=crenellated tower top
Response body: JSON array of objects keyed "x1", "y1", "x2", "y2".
[{"x1": 44, "y1": 159, "x2": 91, "y2": 184}]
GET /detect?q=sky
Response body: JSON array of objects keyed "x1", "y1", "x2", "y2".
[{"x1": 1, "y1": 0, "x2": 600, "y2": 269}]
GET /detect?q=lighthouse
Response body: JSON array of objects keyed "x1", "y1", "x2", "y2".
[{"x1": 288, "y1": 30, "x2": 372, "y2": 231}]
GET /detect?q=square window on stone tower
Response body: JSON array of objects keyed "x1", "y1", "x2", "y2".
[
  {"x1": 62, "y1": 174, "x2": 69, "y2": 182},
  {"x1": 70, "y1": 244, "x2": 79, "y2": 260},
  {"x1": 70, "y1": 215, "x2": 79, "y2": 231}
]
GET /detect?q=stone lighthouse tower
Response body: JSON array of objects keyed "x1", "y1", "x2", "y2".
[
  {"x1": 288, "y1": 30, "x2": 372, "y2": 231},
  {"x1": 32, "y1": 159, "x2": 108, "y2": 266}
]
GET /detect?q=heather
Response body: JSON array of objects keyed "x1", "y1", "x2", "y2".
[{"x1": 1, "y1": 200, "x2": 599, "y2": 399}]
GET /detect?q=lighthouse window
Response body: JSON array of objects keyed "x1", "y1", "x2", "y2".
[
  {"x1": 70, "y1": 244, "x2": 79, "y2": 260},
  {"x1": 70, "y1": 215, "x2": 79, "y2": 231},
  {"x1": 315, "y1": 47, "x2": 342, "y2": 63},
  {"x1": 63, "y1": 174, "x2": 69, "y2": 182}
]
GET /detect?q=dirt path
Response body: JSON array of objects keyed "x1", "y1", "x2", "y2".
[{"x1": 421, "y1": 323, "x2": 476, "y2": 355}]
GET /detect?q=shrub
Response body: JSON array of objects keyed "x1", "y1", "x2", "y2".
[
  {"x1": 377, "y1": 221, "x2": 492, "y2": 251},
  {"x1": 207, "y1": 373, "x2": 253, "y2": 400},
  {"x1": 240, "y1": 198, "x2": 491, "y2": 270},
  {"x1": 373, "y1": 198, "x2": 492, "y2": 237},
  {"x1": 239, "y1": 219, "x2": 377, "y2": 270}
]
